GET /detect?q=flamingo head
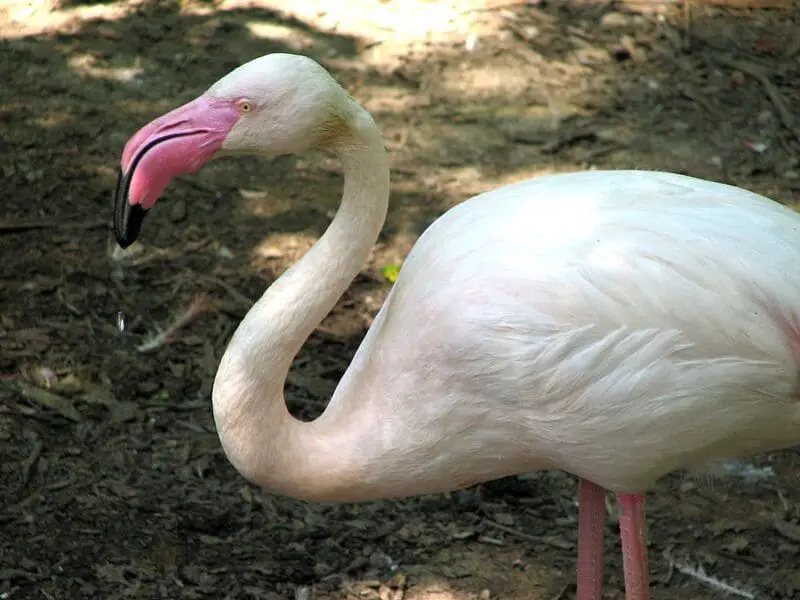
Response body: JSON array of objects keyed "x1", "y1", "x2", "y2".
[{"x1": 113, "y1": 53, "x2": 356, "y2": 248}]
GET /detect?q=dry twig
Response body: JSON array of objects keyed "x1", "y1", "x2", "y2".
[
  {"x1": 196, "y1": 274, "x2": 255, "y2": 309},
  {"x1": 137, "y1": 295, "x2": 215, "y2": 353},
  {"x1": 6, "y1": 380, "x2": 83, "y2": 422},
  {"x1": 485, "y1": 518, "x2": 571, "y2": 550},
  {"x1": 0, "y1": 219, "x2": 106, "y2": 234},
  {"x1": 711, "y1": 53, "x2": 800, "y2": 144},
  {"x1": 18, "y1": 435, "x2": 43, "y2": 493},
  {"x1": 663, "y1": 549, "x2": 758, "y2": 599},
  {"x1": 550, "y1": 584, "x2": 571, "y2": 600}
]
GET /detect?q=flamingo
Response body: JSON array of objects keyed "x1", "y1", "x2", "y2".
[{"x1": 113, "y1": 53, "x2": 800, "y2": 600}]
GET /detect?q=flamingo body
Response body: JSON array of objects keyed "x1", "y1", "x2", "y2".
[
  {"x1": 112, "y1": 53, "x2": 800, "y2": 600},
  {"x1": 330, "y1": 170, "x2": 800, "y2": 499}
]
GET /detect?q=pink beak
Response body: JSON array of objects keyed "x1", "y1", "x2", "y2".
[{"x1": 113, "y1": 95, "x2": 241, "y2": 248}]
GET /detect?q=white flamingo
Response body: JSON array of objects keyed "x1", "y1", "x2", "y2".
[{"x1": 113, "y1": 53, "x2": 800, "y2": 600}]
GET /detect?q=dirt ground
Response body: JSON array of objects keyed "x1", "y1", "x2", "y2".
[{"x1": 2, "y1": 0, "x2": 800, "y2": 598}]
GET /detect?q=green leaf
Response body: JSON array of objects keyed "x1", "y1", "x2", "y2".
[{"x1": 382, "y1": 263, "x2": 401, "y2": 284}]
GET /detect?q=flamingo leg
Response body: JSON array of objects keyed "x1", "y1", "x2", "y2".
[
  {"x1": 576, "y1": 478, "x2": 606, "y2": 600},
  {"x1": 617, "y1": 493, "x2": 649, "y2": 600}
]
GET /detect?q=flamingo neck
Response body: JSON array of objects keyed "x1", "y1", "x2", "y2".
[{"x1": 211, "y1": 108, "x2": 389, "y2": 501}]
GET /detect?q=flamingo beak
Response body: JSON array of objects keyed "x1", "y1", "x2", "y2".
[
  {"x1": 113, "y1": 169, "x2": 147, "y2": 249},
  {"x1": 113, "y1": 95, "x2": 241, "y2": 248}
]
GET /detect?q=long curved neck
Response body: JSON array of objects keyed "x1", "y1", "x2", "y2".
[{"x1": 212, "y1": 108, "x2": 390, "y2": 501}]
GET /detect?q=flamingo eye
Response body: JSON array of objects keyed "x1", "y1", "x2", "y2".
[{"x1": 238, "y1": 100, "x2": 253, "y2": 113}]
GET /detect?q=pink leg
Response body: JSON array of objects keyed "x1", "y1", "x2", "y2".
[
  {"x1": 617, "y1": 493, "x2": 650, "y2": 600},
  {"x1": 576, "y1": 478, "x2": 606, "y2": 600}
]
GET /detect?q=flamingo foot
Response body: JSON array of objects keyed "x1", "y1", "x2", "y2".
[
  {"x1": 576, "y1": 478, "x2": 606, "y2": 600},
  {"x1": 617, "y1": 493, "x2": 649, "y2": 600}
]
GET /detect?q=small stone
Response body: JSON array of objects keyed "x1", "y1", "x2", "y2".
[
  {"x1": 170, "y1": 198, "x2": 187, "y2": 223},
  {"x1": 757, "y1": 109, "x2": 773, "y2": 124},
  {"x1": 574, "y1": 46, "x2": 611, "y2": 66},
  {"x1": 494, "y1": 512, "x2": 515, "y2": 526},
  {"x1": 137, "y1": 381, "x2": 159, "y2": 394},
  {"x1": 601, "y1": 12, "x2": 632, "y2": 28},
  {"x1": 313, "y1": 562, "x2": 332, "y2": 577}
]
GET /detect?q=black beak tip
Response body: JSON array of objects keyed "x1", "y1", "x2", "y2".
[
  {"x1": 116, "y1": 204, "x2": 148, "y2": 249},
  {"x1": 113, "y1": 169, "x2": 148, "y2": 249}
]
